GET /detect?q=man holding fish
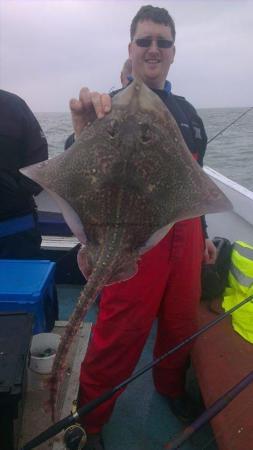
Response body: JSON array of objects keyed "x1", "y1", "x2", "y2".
[
  {"x1": 65, "y1": 5, "x2": 218, "y2": 449},
  {"x1": 20, "y1": 4, "x2": 227, "y2": 450}
]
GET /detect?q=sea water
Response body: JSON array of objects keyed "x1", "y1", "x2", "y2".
[{"x1": 36, "y1": 107, "x2": 253, "y2": 192}]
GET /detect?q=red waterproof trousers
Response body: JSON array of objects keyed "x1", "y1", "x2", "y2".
[{"x1": 79, "y1": 218, "x2": 204, "y2": 433}]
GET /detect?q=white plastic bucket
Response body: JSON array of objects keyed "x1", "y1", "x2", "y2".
[{"x1": 30, "y1": 332, "x2": 61, "y2": 374}]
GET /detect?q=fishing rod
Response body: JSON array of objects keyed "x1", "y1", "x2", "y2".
[
  {"x1": 21, "y1": 293, "x2": 253, "y2": 450},
  {"x1": 207, "y1": 106, "x2": 253, "y2": 145},
  {"x1": 165, "y1": 369, "x2": 253, "y2": 449}
]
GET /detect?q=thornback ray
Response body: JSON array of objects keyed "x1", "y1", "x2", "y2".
[{"x1": 20, "y1": 79, "x2": 232, "y2": 421}]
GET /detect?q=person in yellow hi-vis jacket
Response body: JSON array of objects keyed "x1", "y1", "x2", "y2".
[{"x1": 223, "y1": 240, "x2": 253, "y2": 343}]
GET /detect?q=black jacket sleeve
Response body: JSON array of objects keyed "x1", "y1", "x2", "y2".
[
  {"x1": 0, "y1": 90, "x2": 48, "y2": 219},
  {"x1": 19, "y1": 98, "x2": 48, "y2": 196}
]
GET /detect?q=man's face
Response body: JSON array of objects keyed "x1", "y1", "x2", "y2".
[{"x1": 128, "y1": 20, "x2": 175, "y2": 89}]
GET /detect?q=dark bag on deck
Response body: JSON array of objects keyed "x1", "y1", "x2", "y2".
[{"x1": 201, "y1": 236, "x2": 232, "y2": 301}]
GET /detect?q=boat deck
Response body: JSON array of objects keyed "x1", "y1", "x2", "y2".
[
  {"x1": 20, "y1": 321, "x2": 91, "y2": 450},
  {"x1": 20, "y1": 285, "x2": 217, "y2": 450}
]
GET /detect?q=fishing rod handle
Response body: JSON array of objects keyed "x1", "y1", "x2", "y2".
[
  {"x1": 20, "y1": 414, "x2": 75, "y2": 450},
  {"x1": 64, "y1": 424, "x2": 87, "y2": 450}
]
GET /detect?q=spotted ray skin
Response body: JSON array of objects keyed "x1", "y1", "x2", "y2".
[{"x1": 21, "y1": 80, "x2": 232, "y2": 420}]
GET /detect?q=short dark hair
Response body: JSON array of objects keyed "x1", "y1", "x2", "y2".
[{"x1": 130, "y1": 5, "x2": 176, "y2": 41}]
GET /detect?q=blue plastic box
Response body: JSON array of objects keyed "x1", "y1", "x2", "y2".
[{"x1": 0, "y1": 260, "x2": 58, "y2": 334}]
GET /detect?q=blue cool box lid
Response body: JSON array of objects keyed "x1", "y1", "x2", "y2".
[{"x1": 0, "y1": 260, "x2": 55, "y2": 301}]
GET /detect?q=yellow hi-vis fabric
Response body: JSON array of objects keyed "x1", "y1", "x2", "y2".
[{"x1": 222, "y1": 240, "x2": 253, "y2": 343}]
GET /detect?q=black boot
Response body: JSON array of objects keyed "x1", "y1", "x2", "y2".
[
  {"x1": 82, "y1": 433, "x2": 105, "y2": 450},
  {"x1": 167, "y1": 393, "x2": 203, "y2": 423}
]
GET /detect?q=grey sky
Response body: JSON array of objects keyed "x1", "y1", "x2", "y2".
[{"x1": 1, "y1": 0, "x2": 253, "y2": 112}]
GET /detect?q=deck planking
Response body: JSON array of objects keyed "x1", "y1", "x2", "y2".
[{"x1": 19, "y1": 321, "x2": 91, "y2": 450}]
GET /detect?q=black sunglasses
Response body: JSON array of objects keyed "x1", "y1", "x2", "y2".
[{"x1": 135, "y1": 37, "x2": 174, "y2": 49}]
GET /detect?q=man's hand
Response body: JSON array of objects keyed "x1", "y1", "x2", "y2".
[
  {"x1": 69, "y1": 88, "x2": 112, "y2": 138},
  {"x1": 204, "y1": 238, "x2": 217, "y2": 264}
]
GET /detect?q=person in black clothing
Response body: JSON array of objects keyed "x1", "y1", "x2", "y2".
[
  {"x1": 65, "y1": 6, "x2": 217, "y2": 449},
  {"x1": 0, "y1": 89, "x2": 48, "y2": 258}
]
